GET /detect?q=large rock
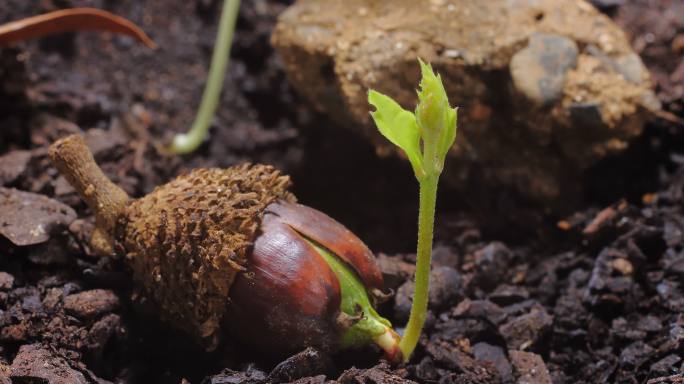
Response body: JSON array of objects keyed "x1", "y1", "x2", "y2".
[{"x1": 273, "y1": 0, "x2": 659, "y2": 218}]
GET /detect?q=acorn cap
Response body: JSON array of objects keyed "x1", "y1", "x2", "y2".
[{"x1": 121, "y1": 165, "x2": 295, "y2": 349}]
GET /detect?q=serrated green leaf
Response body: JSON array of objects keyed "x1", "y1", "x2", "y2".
[
  {"x1": 417, "y1": 59, "x2": 447, "y2": 102},
  {"x1": 368, "y1": 89, "x2": 424, "y2": 178}
]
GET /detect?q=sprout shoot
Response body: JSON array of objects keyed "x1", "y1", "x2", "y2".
[
  {"x1": 368, "y1": 58, "x2": 458, "y2": 361},
  {"x1": 169, "y1": 0, "x2": 240, "y2": 154},
  {"x1": 306, "y1": 239, "x2": 401, "y2": 362}
]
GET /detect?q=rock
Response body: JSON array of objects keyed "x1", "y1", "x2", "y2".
[
  {"x1": 202, "y1": 366, "x2": 267, "y2": 384},
  {"x1": 619, "y1": 340, "x2": 654, "y2": 368},
  {"x1": 650, "y1": 354, "x2": 682, "y2": 377},
  {"x1": 489, "y1": 285, "x2": 530, "y2": 306},
  {"x1": 413, "y1": 357, "x2": 440, "y2": 382},
  {"x1": 647, "y1": 375, "x2": 684, "y2": 384},
  {"x1": 10, "y1": 344, "x2": 88, "y2": 384},
  {"x1": 272, "y1": 0, "x2": 658, "y2": 221},
  {"x1": 53, "y1": 175, "x2": 77, "y2": 196},
  {"x1": 1, "y1": 323, "x2": 29, "y2": 343},
  {"x1": 610, "y1": 314, "x2": 663, "y2": 345},
  {"x1": 452, "y1": 299, "x2": 506, "y2": 325},
  {"x1": 83, "y1": 128, "x2": 127, "y2": 162},
  {"x1": 670, "y1": 324, "x2": 684, "y2": 344},
  {"x1": 289, "y1": 376, "x2": 327, "y2": 384},
  {"x1": 0, "y1": 273, "x2": 14, "y2": 291},
  {"x1": 268, "y1": 348, "x2": 331, "y2": 383},
  {"x1": 27, "y1": 238, "x2": 72, "y2": 266},
  {"x1": 502, "y1": 300, "x2": 540, "y2": 318},
  {"x1": 472, "y1": 342, "x2": 514, "y2": 383},
  {"x1": 394, "y1": 266, "x2": 463, "y2": 321},
  {"x1": 338, "y1": 362, "x2": 417, "y2": 384},
  {"x1": 499, "y1": 305, "x2": 553, "y2": 351},
  {"x1": 439, "y1": 371, "x2": 501, "y2": 384},
  {"x1": 394, "y1": 280, "x2": 414, "y2": 322},
  {"x1": 433, "y1": 316, "x2": 497, "y2": 349},
  {"x1": 585, "y1": 247, "x2": 640, "y2": 312},
  {"x1": 63, "y1": 290, "x2": 120, "y2": 319},
  {"x1": 658, "y1": 280, "x2": 684, "y2": 313},
  {"x1": 29, "y1": 114, "x2": 81, "y2": 147},
  {"x1": 429, "y1": 266, "x2": 463, "y2": 308},
  {"x1": 42, "y1": 287, "x2": 65, "y2": 311},
  {"x1": 553, "y1": 292, "x2": 588, "y2": 336},
  {"x1": 376, "y1": 253, "x2": 415, "y2": 290},
  {"x1": 638, "y1": 315, "x2": 664, "y2": 333},
  {"x1": 0, "y1": 187, "x2": 77, "y2": 246},
  {"x1": 471, "y1": 242, "x2": 513, "y2": 292},
  {"x1": 509, "y1": 350, "x2": 552, "y2": 384},
  {"x1": 425, "y1": 341, "x2": 501, "y2": 384},
  {"x1": 86, "y1": 314, "x2": 122, "y2": 358},
  {"x1": 432, "y1": 245, "x2": 460, "y2": 268},
  {"x1": 0, "y1": 150, "x2": 31, "y2": 186},
  {"x1": 510, "y1": 33, "x2": 578, "y2": 105},
  {"x1": 664, "y1": 251, "x2": 684, "y2": 277},
  {"x1": 0, "y1": 362, "x2": 9, "y2": 384},
  {"x1": 615, "y1": 53, "x2": 650, "y2": 85},
  {"x1": 21, "y1": 292, "x2": 43, "y2": 313}
]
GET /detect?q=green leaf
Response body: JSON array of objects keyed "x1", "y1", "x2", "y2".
[
  {"x1": 368, "y1": 89, "x2": 424, "y2": 178},
  {"x1": 436, "y1": 107, "x2": 458, "y2": 171}
]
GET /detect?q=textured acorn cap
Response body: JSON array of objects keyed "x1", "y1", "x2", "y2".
[{"x1": 120, "y1": 164, "x2": 295, "y2": 349}]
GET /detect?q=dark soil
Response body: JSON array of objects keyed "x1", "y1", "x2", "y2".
[{"x1": 1, "y1": 0, "x2": 683, "y2": 383}]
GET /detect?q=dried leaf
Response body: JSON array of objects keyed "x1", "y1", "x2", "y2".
[{"x1": 0, "y1": 7, "x2": 156, "y2": 49}]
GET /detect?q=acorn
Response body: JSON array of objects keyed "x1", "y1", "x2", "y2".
[{"x1": 48, "y1": 134, "x2": 401, "y2": 362}]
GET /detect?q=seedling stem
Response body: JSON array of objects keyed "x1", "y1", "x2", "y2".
[
  {"x1": 369, "y1": 59, "x2": 458, "y2": 362},
  {"x1": 400, "y1": 173, "x2": 437, "y2": 359},
  {"x1": 170, "y1": 0, "x2": 240, "y2": 154}
]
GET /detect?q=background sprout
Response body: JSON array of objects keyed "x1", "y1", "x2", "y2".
[
  {"x1": 169, "y1": 0, "x2": 240, "y2": 154},
  {"x1": 368, "y1": 59, "x2": 458, "y2": 361}
]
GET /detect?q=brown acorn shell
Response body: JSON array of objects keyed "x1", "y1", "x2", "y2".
[{"x1": 119, "y1": 164, "x2": 295, "y2": 349}]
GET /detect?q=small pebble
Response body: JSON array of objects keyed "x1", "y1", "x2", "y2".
[
  {"x1": 0, "y1": 272, "x2": 14, "y2": 290},
  {"x1": 509, "y1": 350, "x2": 552, "y2": 384},
  {"x1": 510, "y1": 33, "x2": 579, "y2": 105},
  {"x1": 63, "y1": 289, "x2": 120, "y2": 319},
  {"x1": 472, "y1": 342, "x2": 513, "y2": 382}
]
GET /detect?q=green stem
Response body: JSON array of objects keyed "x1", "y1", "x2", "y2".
[
  {"x1": 399, "y1": 174, "x2": 438, "y2": 361},
  {"x1": 169, "y1": 0, "x2": 240, "y2": 154},
  {"x1": 302, "y1": 236, "x2": 402, "y2": 362}
]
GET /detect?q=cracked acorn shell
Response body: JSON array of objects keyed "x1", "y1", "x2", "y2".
[{"x1": 49, "y1": 134, "x2": 390, "y2": 354}]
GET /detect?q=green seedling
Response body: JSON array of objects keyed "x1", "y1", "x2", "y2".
[
  {"x1": 368, "y1": 59, "x2": 458, "y2": 361},
  {"x1": 169, "y1": 0, "x2": 240, "y2": 154}
]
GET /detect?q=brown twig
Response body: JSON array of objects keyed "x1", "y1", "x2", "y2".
[
  {"x1": 0, "y1": 8, "x2": 157, "y2": 49},
  {"x1": 652, "y1": 108, "x2": 684, "y2": 126}
]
